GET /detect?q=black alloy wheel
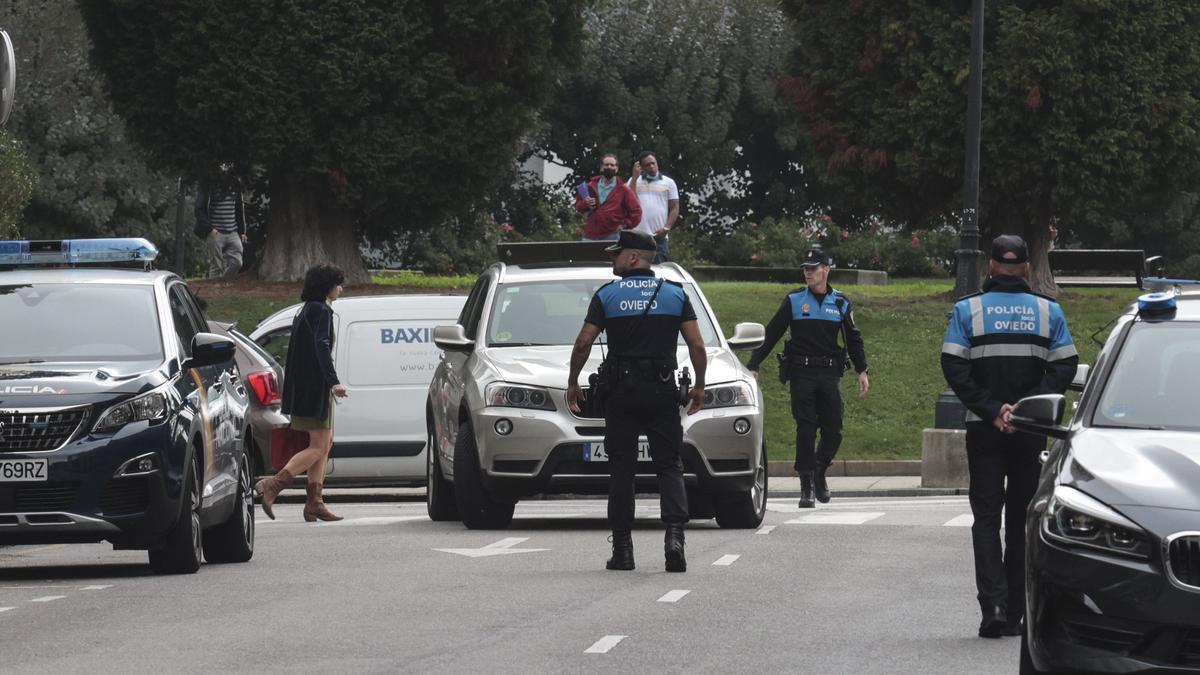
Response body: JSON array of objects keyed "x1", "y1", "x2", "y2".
[
  {"x1": 203, "y1": 447, "x2": 256, "y2": 563},
  {"x1": 149, "y1": 451, "x2": 203, "y2": 574}
]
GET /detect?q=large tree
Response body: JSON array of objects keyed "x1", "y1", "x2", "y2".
[
  {"x1": 781, "y1": 0, "x2": 1200, "y2": 294},
  {"x1": 79, "y1": 0, "x2": 585, "y2": 282}
]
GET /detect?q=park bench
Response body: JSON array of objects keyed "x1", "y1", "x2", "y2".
[{"x1": 1049, "y1": 249, "x2": 1161, "y2": 288}]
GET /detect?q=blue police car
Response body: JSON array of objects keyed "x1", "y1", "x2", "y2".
[
  {"x1": 1010, "y1": 287, "x2": 1200, "y2": 672},
  {"x1": 0, "y1": 238, "x2": 255, "y2": 573}
]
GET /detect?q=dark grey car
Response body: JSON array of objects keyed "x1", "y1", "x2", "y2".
[
  {"x1": 1012, "y1": 290, "x2": 1200, "y2": 673},
  {"x1": 209, "y1": 320, "x2": 287, "y2": 477}
]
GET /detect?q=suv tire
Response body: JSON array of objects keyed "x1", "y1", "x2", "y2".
[
  {"x1": 149, "y1": 452, "x2": 203, "y2": 574},
  {"x1": 686, "y1": 488, "x2": 716, "y2": 520},
  {"x1": 714, "y1": 441, "x2": 768, "y2": 529},
  {"x1": 452, "y1": 421, "x2": 514, "y2": 529},
  {"x1": 203, "y1": 447, "x2": 256, "y2": 564},
  {"x1": 427, "y1": 424, "x2": 459, "y2": 521}
]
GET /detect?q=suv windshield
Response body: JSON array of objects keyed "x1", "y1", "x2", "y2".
[
  {"x1": 1093, "y1": 321, "x2": 1200, "y2": 431},
  {"x1": 0, "y1": 283, "x2": 164, "y2": 363},
  {"x1": 486, "y1": 279, "x2": 721, "y2": 348}
]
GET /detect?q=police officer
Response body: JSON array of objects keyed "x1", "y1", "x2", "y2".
[
  {"x1": 941, "y1": 235, "x2": 1077, "y2": 638},
  {"x1": 567, "y1": 230, "x2": 707, "y2": 573},
  {"x1": 747, "y1": 248, "x2": 869, "y2": 508}
]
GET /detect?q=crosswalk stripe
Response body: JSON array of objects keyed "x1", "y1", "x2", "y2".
[
  {"x1": 756, "y1": 525, "x2": 776, "y2": 535},
  {"x1": 0, "y1": 607, "x2": 14, "y2": 613},
  {"x1": 585, "y1": 635, "x2": 627, "y2": 654},
  {"x1": 943, "y1": 514, "x2": 974, "y2": 527},
  {"x1": 786, "y1": 511, "x2": 885, "y2": 525},
  {"x1": 658, "y1": 590, "x2": 691, "y2": 603},
  {"x1": 712, "y1": 554, "x2": 740, "y2": 566},
  {"x1": 30, "y1": 596, "x2": 65, "y2": 603}
]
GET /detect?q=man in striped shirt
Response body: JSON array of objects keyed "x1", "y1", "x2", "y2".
[{"x1": 196, "y1": 164, "x2": 248, "y2": 278}]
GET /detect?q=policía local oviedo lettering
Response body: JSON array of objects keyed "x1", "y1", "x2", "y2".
[
  {"x1": 619, "y1": 299, "x2": 659, "y2": 312},
  {"x1": 986, "y1": 304, "x2": 1036, "y2": 332}
]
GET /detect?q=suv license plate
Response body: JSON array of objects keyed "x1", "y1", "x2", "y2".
[
  {"x1": 583, "y1": 442, "x2": 650, "y2": 462},
  {"x1": 0, "y1": 459, "x2": 49, "y2": 482}
]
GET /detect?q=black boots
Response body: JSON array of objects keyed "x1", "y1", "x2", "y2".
[
  {"x1": 664, "y1": 523, "x2": 687, "y2": 573},
  {"x1": 606, "y1": 530, "x2": 635, "y2": 571},
  {"x1": 798, "y1": 472, "x2": 816, "y2": 508},
  {"x1": 815, "y1": 465, "x2": 832, "y2": 504},
  {"x1": 978, "y1": 604, "x2": 1008, "y2": 638}
]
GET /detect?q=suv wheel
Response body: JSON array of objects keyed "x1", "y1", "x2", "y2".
[
  {"x1": 202, "y1": 447, "x2": 256, "y2": 563},
  {"x1": 427, "y1": 424, "x2": 459, "y2": 521},
  {"x1": 686, "y1": 488, "x2": 716, "y2": 520},
  {"x1": 714, "y1": 441, "x2": 768, "y2": 529},
  {"x1": 149, "y1": 452, "x2": 203, "y2": 574},
  {"x1": 452, "y1": 421, "x2": 514, "y2": 529}
]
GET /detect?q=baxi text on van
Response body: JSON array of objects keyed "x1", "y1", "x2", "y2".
[{"x1": 380, "y1": 327, "x2": 434, "y2": 344}]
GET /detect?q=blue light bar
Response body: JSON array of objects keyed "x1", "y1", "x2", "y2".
[
  {"x1": 0, "y1": 238, "x2": 158, "y2": 266},
  {"x1": 1137, "y1": 291, "x2": 1177, "y2": 315}
]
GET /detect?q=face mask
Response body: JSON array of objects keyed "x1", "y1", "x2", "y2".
[{"x1": 601, "y1": 169, "x2": 616, "y2": 179}]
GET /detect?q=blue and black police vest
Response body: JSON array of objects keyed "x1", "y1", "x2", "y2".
[{"x1": 594, "y1": 275, "x2": 691, "y2": 359}]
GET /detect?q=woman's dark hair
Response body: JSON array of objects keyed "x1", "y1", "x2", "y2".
[{"x1": 300, "y1": 264, "x2": 345, "y2": 302}]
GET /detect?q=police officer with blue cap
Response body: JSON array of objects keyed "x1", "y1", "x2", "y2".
[
  {"x1": 941, "y1": 234, "x2": 1078, "y2": 638},
  {"x1": 746, "y1": 247, "x2": 870, "y2": 508},
  {"x1": 567, "y1": 230, "x2": 707, "y2": 573}
]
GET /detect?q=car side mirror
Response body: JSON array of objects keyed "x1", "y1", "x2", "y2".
[
  {"x1": 727, "y1": 322, "x2": 765, "y2": 351},
  {"x1": 1010, "y1": 394, "x2": 1069, "y2": 439},
  {"x1": 433, "y1": 324, "x2": 475, "y2": 352},
  {"x1": 1069, "y1": 364, "x2": 1090, "y2": 392},
  {"x1": 183, "y1": 333, "x2": 237, "y2": 370}
]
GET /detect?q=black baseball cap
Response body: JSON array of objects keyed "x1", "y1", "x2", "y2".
[
  {"x1": 604, "y1": 230, "x2": 657, "y2": 253},
  {"x1": 800, "y1": 248, "x2": 832, "y2": 268},
  {"x1": 991, "y1": 234, "x2": 1029, "y2": 264}
]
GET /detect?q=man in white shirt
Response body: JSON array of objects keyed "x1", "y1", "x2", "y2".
[{"x1": 628, "y1": 151, "x2": 680, "y2": 263}]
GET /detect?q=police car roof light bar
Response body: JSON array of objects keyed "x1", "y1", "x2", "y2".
[
  {"x1": 0, "y1": 238, "x2": 159, "y2": 268},
  {"x1": 1136, "y1": 292, "x2": 1178, "y2": 317}
]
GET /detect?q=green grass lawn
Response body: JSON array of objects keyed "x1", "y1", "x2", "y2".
[{"x1": 200, "y1": 274, "x2": 1141, "y2": 461}]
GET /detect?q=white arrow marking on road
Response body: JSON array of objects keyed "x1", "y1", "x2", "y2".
[
  {"x1": 30, "y1": 596, "x2": 65, "y2": 603},
  {"x1": 80, "y1": 585, "x2": 112, "y2": 591},
  {"x1": 434, "y1": 537, "x2": 549, "y2": 558},
  {"x1": 713, "y1": 554, "x2": 740, "y2": 566},
  {"x1": 943, "y1": 514, "x2": 974, "y2": 527},
  {"x1": 786, "y1": 511, "x2": 884, "y2": 525},
  {"x1": 585, "y1": 635, "x2": 627, "y2": 654},
  {"x1": 657, "y1": 589, "x2": 691, "y2": 603},
  {"x1": 755, "y1": 525, "x2": 776, "y2": 535}
]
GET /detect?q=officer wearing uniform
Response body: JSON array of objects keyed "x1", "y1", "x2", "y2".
[
  {"x1": 747, "y1": 248, "x2": 869, "y2": 508},
  {"x1": 941, "y1": 235, "x2": 1078, "y2": 638},
  {"x1": 567, "y1": 230, "x2": 707, "y2": 573}
]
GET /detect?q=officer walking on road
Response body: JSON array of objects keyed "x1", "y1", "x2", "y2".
[
  {"x1": 746, "y1": 248, "x2": 869, "y2": 508},
  {"x1": 941, "y1": 235, "x2": 1078, "y2": 638},
  {"x1": 567, "y1": 230, "x2": 707, "y2": 573}
]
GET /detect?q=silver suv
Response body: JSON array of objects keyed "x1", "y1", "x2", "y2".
[{"x1": 425, "y1": 257, "x2": 767, "y2": 529}]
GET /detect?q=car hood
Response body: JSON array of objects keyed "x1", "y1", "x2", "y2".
[
  {"x1": 0, "y1": 362, "x2": 167, "y2": 406},
  {"x1": 480, "y1": 346, "x2": 750, "y2": 390},
  {"x1": 1063, "y1": 428, "x2": 1200, "y2": 512}
]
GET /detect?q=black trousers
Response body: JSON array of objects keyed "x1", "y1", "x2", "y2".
[
  {"x1": 604, "y1": 375, "x2": 688, "y2": 531},
  {"x1": 789, "y1": 368, "x2": 844, "y2": 473},
  {"x1": 965, "y1": 423, "x2": 1044, "y2": 619}
]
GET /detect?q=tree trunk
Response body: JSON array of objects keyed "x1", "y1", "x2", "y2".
[
  {"x1": 258, "y1": 173, "x2": 371, "y2": 284},
  {"x1": 1025, "y1": 220, "x2": 1059, "y2": 298}
]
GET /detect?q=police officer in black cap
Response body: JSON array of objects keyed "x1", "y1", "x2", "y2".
[
  {"x1": 746, "y1": 247, "x2": 869, "y2": 508},
  {"x1": 941, "y1": 234, "x2": 1077, "y2": 638},
  {"x1": 567, "y1": 229, "x2": 707, "y2": 573}
]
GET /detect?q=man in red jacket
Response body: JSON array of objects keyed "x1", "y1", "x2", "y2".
[{"x1": 576, "y1": 154, "x2": 642, "y2": 241}]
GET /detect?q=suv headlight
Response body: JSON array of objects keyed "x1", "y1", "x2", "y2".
[
  {"x1": 484, "y1": 383, "x2": 556, "y2": 411},
  {"x1": 95, "y1": 389, "x2": 170, "y2": 433},
  {"x1": 702, "y1": 382, "x2": 755, "y2": 409},
  {"x1": 1043, "y1": 485, "x2": 1150, "y2": 559}
]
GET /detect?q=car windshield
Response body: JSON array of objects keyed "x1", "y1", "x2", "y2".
[
  {"x1": 1093, "y1": 321, "x2": 1200, "y2": 431},
  {"x1": 0, "y1": 283, "x2": 164, "y2": 364},
  {"x1": 485, "y1": 279, "x2": 721, "y2": 348}
]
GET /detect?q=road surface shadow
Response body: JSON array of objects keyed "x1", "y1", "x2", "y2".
[{"x1": 0, "y1": 563, "x2": 153, "y2": 581}]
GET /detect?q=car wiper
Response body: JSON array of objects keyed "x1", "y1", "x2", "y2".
[{"x1": 0, "y1": 359, "x2": 46, "y2": 365}]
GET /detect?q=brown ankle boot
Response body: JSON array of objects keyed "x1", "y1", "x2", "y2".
[
  {"x1": 253, "y1": 468, "x2": 294, "y2": 520},
  {"x1": 303, "y1": 482, "x2": 343, "y2": 522}
]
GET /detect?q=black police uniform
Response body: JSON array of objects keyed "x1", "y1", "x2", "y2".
[
  {"x1": 747, "y1": 253, "x2": 868, "y2": 501},
  {"x1": 941, "y1": 235, "x2": 1078, "y2": 637},
  {"x1": 584, "y1": 268, "x2": 696, "y2": 535}
]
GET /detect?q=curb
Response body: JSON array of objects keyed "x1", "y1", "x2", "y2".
[
  {"x1": 768, "y1": 488, "x2": 969, "y2": 499},
  {"x1": 767, "y1": 459, "x2": 921, "y2": 477}
]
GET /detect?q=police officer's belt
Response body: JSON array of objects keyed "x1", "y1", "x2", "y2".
[
  {"x1": 609, "y1": 356, "x2": 676, "y2": 381},
  {"x1": 785, "y1": 355, "x2": 839, "y2": 368}
]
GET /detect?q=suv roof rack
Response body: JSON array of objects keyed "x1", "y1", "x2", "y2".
[{"x1": 496, "y1": 241, "x2": 612, "y2": 266}]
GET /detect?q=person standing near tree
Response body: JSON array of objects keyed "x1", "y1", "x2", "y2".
[
  {"x1": 195, "y1": 163, "x2": 248, "y2": 278},
  {"x1": 628, "y1": 151, "x2": 679, "y2": 263},
  {"x1": 576, "y1": 153, "x2": 641, "y2": 241}
]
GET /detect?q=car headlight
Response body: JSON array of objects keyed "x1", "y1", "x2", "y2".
[
  {"x1": 95, "y1": 389, "x2": 170, "y2": 433},
  {"x1": 1043, "y1": 485, "x2": 1150, "y2": 559},
  {"x1": 484, "y1": 383, "x2": 556, "y2": 411},
  {"x1": 702, "y1": 382, "x2": 755, "y2": 409}
]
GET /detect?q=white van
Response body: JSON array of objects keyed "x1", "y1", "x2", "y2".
[{"x1": 250, "y1": 294, "x2": 467, "y2": 486}]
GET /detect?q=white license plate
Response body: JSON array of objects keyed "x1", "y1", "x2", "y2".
[
  {"x1": 0, "y1": 458, "x2": 48, "y2": 482},
  {"x1": 582, "y1": 442, "x2": 650, "y2": 462}
]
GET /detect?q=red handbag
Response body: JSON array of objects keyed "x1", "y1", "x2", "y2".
[{"x1": 270, "y1": 427, "x2": 310, "y2": 472}]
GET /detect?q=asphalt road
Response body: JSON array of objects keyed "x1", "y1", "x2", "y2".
[{"x1": 0, "y1": 496, "x2": 1019, "y2": 674}]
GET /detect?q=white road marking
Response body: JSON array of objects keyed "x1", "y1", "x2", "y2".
[
  {"x1": 786, "y1": 511, "x2": 885, "y2": 525},
  {"x1": 657, "y1": 589, "x2": 691, "y2": 603},
  {"x1": 712, "y1": 554, "x2": 740, "y2": 566},
  {"x1": 30, "y1": 596, "x2": 65, "y2": 603},
  {"x1": 434, "y1": 537, "x2": 550, "y2": 558},
  {"x1": 943, "y1": 514, "x2": 975, "y2": 527},
  {"x1": 330, "y1": 516, "x2": 427, "y2": 526},
  {"x1": 80, "y1": 585, "x2": 113, "y2": 591},
  {"x1": 755, "y1": 525, "x2": 776, "y2": 535},
  {"x1": 585, "y1": 635, "x2": 627, "y2": 654},
  {"x1": 0, "y1": 607, "x2": 14, "y2": 613}
]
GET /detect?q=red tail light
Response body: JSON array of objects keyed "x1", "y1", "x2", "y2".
[{"x1": 248, "y1": 371, "x2": 282, "y2": 406}]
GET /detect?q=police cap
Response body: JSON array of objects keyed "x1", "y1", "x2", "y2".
[
  {"x1": 991, "y1": 234, "x2": 1029, "y2": 264},
  {"x1": 604, "y1": 230, "x2": 657, "y2": 253},
  {"x1": 800, "y1": 247, "x2": 832, "y2": 268}
]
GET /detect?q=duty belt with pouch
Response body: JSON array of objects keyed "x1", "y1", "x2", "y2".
[{"x1": 777, "y1": 353, "x2": 842, "y2": 383}]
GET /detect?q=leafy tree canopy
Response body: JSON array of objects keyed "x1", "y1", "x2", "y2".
[{"x1": 0, "y1": 128, "x2": 34, "y2": 238}]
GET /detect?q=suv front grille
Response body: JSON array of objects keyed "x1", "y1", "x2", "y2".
[
  {"x1": 1168, "y1": 535, "x2": 1200, "y2": 589},
  {"x1": 0, "y1": 409, "x2": 88, "y2": 451}
]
